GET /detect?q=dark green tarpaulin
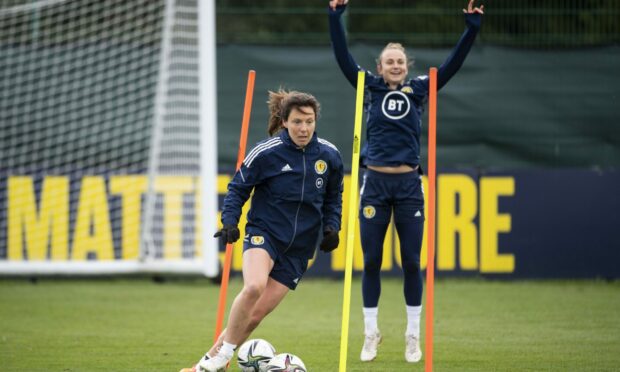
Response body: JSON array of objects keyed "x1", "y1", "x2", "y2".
[{"x1": 217, "y1": 45, "x2": 620, "y2": 170}]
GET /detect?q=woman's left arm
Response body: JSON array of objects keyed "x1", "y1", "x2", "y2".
[
  {"x1": 322, "y1": 154, "x2": 344, "y2": 232},
  {"x1": 436, "y1": 0, "x2": 484, "y2": 90}
]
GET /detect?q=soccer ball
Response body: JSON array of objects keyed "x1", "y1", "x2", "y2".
[
  {"x1": 237, "y1": 339, "x2": 276, "y2": 372},
  {"x1": 263, "y1": 353, "x2": 307, "y2": 372}
]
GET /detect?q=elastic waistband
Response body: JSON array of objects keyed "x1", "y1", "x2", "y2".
[{"x1": 365, "y1": 167, "x2": 421, "y2": 180}]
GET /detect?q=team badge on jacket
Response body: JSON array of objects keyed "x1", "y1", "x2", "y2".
[
  {"x1": 401, "y1": 86, "x2": 413, "y2": 94},
  {"x1": 362, "y1": 205, "x2": 376, "y2": 219},
  {"x1": 314, "y1": 160, "x2": 327, "y2": 174},
  {"x1": 250, "y1": 236, "x2": 265, "y2": 245}
]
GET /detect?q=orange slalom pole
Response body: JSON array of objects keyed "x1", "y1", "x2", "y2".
[
  {"x1": 214, "y1": 70, "x2": 256, "y2": 343},
  {"x1": 425, "y1": 67, "x2": 438, "y2": 372}
]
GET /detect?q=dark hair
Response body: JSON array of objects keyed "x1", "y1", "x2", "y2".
[{"x1": 267, "y1": 89, "x2": 321, "y2": 136}]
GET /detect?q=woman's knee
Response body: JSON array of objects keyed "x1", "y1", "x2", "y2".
[
  {"x1": 242, "y1": 282, "x2": 266, "y2": 300},
  {"x1": 364, "y1": 257, "x2": 383, "y2": 273},
  {"x1": 401, "y1": 258, "x2": 421, "y2": 274}
]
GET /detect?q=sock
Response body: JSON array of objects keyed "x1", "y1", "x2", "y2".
[
  {"x1": 363, "y1": 307, "x2": 379, "y2": 335},
  {"x1": 219, "y1": 341, "x2": 236, "y2": 360},
  {"x1": 406, "y1": 305, "x2": 422, "y2": 338}
]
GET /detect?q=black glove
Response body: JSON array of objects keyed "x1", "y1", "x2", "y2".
[
  {"x1": 213, "y1": 225, "x2": 240, "y2": 244},
  {"x1": 319, "y1": 227, "x2": 339, "y2": 252}
]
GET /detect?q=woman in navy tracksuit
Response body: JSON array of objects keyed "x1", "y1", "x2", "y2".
[
  {"x1": 328, "y1": 0, "x2": 484, "y2": 363},
  {"x1": 196, "y1": 89, "x2": 344, "y2": 372}
]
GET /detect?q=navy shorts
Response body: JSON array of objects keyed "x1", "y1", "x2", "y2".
[
  {"x1": 359, "y1": 168, "x2": 425, "y2": 224},
  {"x1": 243, "y1": 228, "x2": 309, "y2": 290}
]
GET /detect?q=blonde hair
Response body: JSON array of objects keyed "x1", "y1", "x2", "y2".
[
  {"x1": 267, "y1": 89, "x2": 321, "y2": 136},
  {"x1": 376, "y1": 42, "x2": 414, "y2": 67}
]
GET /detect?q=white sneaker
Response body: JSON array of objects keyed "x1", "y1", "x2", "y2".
[
  {"x1": 360, "y1": 331, "x2": 382, "y2": 362},
  {"x1": 197, "y1": 353, "x2": 229, "y2": 372},
  {"x1": 186, "y1": 352, "x2": 211, "y2": 372},
  {"x1": 405, "y1": 334, "x2": 422, "y2": 362}
]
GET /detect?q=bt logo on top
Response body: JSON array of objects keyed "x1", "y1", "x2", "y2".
[{"x1": 381, "y1": 90, "x2": 411, "y2": 120}]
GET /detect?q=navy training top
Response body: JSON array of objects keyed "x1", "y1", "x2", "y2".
[
  {"x1": 329, "y1": 4, "x2": 481, "y2": 168},
  {"x1": 221, "y1": 130, "x2": 344, "y2": 259}
]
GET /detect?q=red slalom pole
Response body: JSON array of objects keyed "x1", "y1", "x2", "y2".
[
  {"x1": 213, "y1": 70, "x2": 256, "y2": 343},
  {"x1": 425, "y1": 67, "x2": 438, "y2": 372}
]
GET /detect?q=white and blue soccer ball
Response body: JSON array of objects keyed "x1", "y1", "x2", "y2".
[
  {"x1": 263, "y1": 353, "x2": 307, "y2": 372},
  {"x1": 236, "y1": 338, "x2": 277, "y2": 372}
]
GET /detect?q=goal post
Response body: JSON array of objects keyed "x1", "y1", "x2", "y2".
[
  {"x1": 0, "y1": 0, "x2": 220, "y2": 276},
  {"x1": 198, "y1": 0, "x2": 220, "y2": 278}
]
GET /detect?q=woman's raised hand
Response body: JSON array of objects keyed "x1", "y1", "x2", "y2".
[
  {"x1": 329, "y1": 0, "x2": 349, "y2": 11},
  {"x1": 463, "y1": 0, "x2": 484, "y2": 14}
]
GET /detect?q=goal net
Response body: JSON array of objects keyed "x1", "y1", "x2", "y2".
[{"x1": 0, "y1": 0, "x2": 219, "y2": 276}]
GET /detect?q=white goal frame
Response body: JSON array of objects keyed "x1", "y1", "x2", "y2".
[{"x1": 0, "y1": 0, "x2": 219, "y2": 277}]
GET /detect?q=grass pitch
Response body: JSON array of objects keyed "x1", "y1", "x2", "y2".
[{"x1": 1, "y1": 277, "x2": 619, "y2": 371}]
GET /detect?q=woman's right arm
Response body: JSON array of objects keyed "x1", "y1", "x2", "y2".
[
  {"x1": 221, "y1": 161, "x2": 260, "y2": 227},
  {"x1": 328, "y1": 3, "x2": 362, "y2": 87}
]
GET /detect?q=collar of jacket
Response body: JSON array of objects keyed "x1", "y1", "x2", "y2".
[{"x1": 279, "y1": 129, "x2": 320, "y2": 152}]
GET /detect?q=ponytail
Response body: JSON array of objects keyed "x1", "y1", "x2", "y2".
[{"x1": 267, "y1": 89, "x2": 287, "y2": 136}]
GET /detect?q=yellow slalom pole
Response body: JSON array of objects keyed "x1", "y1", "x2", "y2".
[{"x1": 339, "y1": 71, "x2": 365, "y2": 372}]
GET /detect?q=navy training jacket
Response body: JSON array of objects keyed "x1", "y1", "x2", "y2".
[
  {"x1": 221, "y1": 130, "x2": 344, "y2": 259},
  {"x1": 329, "y1": 4, "x2": 481, "y2": 168}
]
